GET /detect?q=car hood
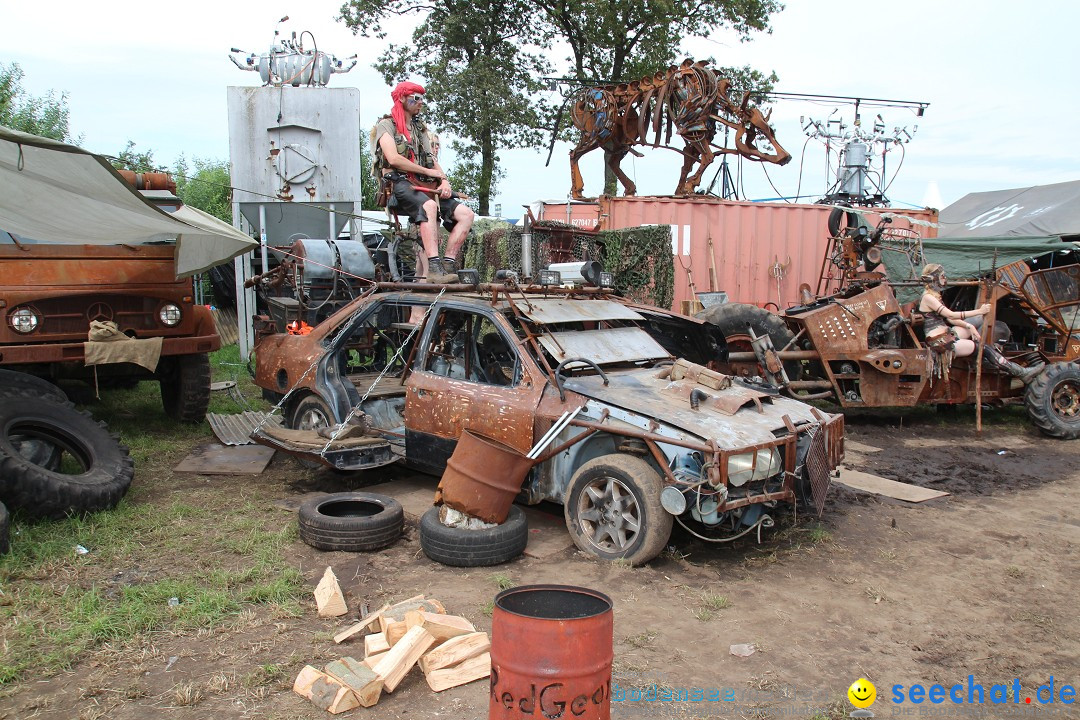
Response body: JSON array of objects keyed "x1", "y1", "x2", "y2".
[{"x1": 563, "y1": 365, "x2": 824, "y2": 447}]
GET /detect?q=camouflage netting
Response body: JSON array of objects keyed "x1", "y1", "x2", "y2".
[{"x1": 462, "y1": 220, "x2": 674, "y2": 309}]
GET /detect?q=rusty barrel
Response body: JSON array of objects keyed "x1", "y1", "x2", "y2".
[
  {"x1": 439, "y1": 430, "x2": 533, "y2": 524},
  {"x1": 490, "y1": 585, "x2": 613, "y2": 720}
]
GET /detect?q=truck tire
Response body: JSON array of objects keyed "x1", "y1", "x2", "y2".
[
  {"x1": 420, "y1": 506, "x2": 528, "y2": 567},
  {"x1": 1025, "y1": 362, "x2": 1080, "y2": 439},
  {"x1": 298, "y1": 492, "x2": 404, "y2": 552},
  {"x1": 160, "y1": 353, "x2": 211, "y2": 423},
  {"x1": 696, "y1": 302, "x2": 801, "y2": 380},
  {"x1": 0, "y1": 369, "x2": 67, "y2": 403},
  {"x1": 0, "y1": 397, "x2": 134, "y2": 519},
  {"x1": 0, "y1": 500, "x2": 9, "y2": 555}
]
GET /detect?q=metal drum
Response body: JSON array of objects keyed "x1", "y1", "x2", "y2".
[
  {"x1": 490, "y1": 585, "x2": 613, "y2": 720},
  {"x1": 439, "y1": 430, "x2": 533, "y2": 524}
]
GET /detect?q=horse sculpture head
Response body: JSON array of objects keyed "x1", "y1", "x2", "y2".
[{"x1": 734, "y1": 102, "x2": 792, "y2": 166}]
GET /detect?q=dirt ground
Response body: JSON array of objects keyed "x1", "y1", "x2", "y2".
[{"x1": 2, "y1": 407, "x2": 1078, "y2": 720}]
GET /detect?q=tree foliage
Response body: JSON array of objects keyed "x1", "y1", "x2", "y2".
[
  {"x1": 111, "y1": 141, "x2": 160, "y2": 173},
  {"x1": 174, "y1": 156, "x2": 232, "y2": 223},
  {"x1": 358, "y1": 134, "x2": 379, "y2": 211},
  {"x1": 339, "y1": 0, "x2": 552, "y2": 215},
  {"x1": 0, "y1": 62, "x2": 75, "y2": 142}
]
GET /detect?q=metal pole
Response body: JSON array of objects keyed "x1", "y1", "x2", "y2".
[
  {"x1": 521, "y1": 213, "x2": 533, "y2": 280},
  {"x1": 258, "y1": 204, "x2": 269, "y2": 280},
  {"x1": 328, "y1": 203, "x2": 337, "y2": 241}
]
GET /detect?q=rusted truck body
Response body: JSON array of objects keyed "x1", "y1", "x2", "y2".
[
  {"x1": 0, "y1": 180, "x2": 220, "y2": 421},
  {"x1": 250, "y1": 283, "x2": 844, "y2": 564}
]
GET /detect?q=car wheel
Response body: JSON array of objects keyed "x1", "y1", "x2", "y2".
[
  {"x1": 695, "y1": 302, "x2": 802, "y2": 381},
  {"x1": 0, "y1": 500, "x2": 9, "y2": 555},
  {"x1": 419, "y1": 506, "x2": 528, "y2": 567},
  {"x1": 160, "y1": 353, "x2": 211, "y2": 423},
  {"x1": 288, "y1": 394, "x2": 335, "y2": 469},
  {"x1": 0, "y1": 396, "x2": 134, "y2": 519},
  {"x1": 1025, "y1": 361, "x2": 1080, "y2": 439},
  {"x1": 564, "y1": 454, "x2": 672, "y2": 566},
  {"x1": 298, "y1": 492, "x2": 404, "y2": 552}
]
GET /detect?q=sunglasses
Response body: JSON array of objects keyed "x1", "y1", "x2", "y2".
[{"x1": 406, "y1": 94, "x2": 425, "y2": 104}]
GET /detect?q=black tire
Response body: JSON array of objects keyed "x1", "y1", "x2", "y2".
[
  {"x1": 0, "y1": 397, "x2": 134, "y2": 519},
  {"x1": 0, "y1": 500, "x2": 9, "y2": 555},
  {"x1": 564, "y1": 455, "x2": 672, "y2": 566},
  {"x1": 1025, "y1": 362, "x2": 1080, "y2": 439},
  {"x1": 0, "y1": 369, "x2": 67, "y2": 402},
  {"x1": 160, "y1": 353, "x2": 211, "y2": 423},
  {"x1": 298, "y1": 492, "x2": 404, "y2": 551},
  {"x1": 420, "y1": 505, "x2": 528, "y2": 567},
  {"x1": 827, "y1": 206, "x2": 859, "y2": 238},
  {"x1": 2, "y1": 388, "x2": 64, "y2": 470},
  {"x1": 696, "y1": 302, "x2": 801, "y2": 380}
]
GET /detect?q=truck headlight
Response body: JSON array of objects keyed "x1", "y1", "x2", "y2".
[
  {"x1": 727, "y1": 448, "x2": 782, "y2": 487},
  {"x1": 10, "y1": 307, "x2": 40, "y2": 333},
  {"x1": 159, "y1": 304, "x2": 182, "y2": 326}
]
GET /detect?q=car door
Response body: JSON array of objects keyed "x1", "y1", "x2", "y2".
[{"x1": 404, "y1": 303, "x2": 544, "y2": 474}]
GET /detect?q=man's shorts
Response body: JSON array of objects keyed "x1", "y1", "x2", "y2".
[{"x1": 389, "y1": 174, "x2": 462, "y2": 231}]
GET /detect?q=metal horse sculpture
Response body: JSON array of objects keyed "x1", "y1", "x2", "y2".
[{"x1": 569, "y1": 60, "x2": 792, "y2": 199}]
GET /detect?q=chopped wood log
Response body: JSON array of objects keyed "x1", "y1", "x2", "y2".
[
  {"x1": 378, "y1": 599, "x2": 445, "y2": 632},
  {"x1": 325, "y1": 657, "x2": 382, "y2": 708},
  {"x1": 363, "y1": 651, "x2": 387, "y2": 670},
  {"x1": 314, "y1": 567, "x2": 348, "y2": 618},
  {"x1": 364, "y1": 632, "x2": 390, "y2": 656},
  {"x1": 371, "y1": 626, "x2": 436, "y2": 692},
  {"x1": 293, "y1": 665, "x2": 360, "y2": 714},
  {"x1": 333, "y1": 603, "x2": 390, "y2": 644},
  {"x1": 385, "y1": 620, "x2": 409, "y2": 647},
  {"x1": 419, "y1": 632, "x2": 490, "y2": 674},
  {"x1": 404, "y1": 610, "x2": 475, "y2": 645},
  {"x1": 425, "y1": 652, "x2": 491, "y2": 692}
]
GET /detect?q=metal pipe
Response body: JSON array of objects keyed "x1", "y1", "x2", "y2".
[
  {"x1": 533, "y1": 427, "x2": 599, "y2": 465},
  {"x1": 727, "y1": 350, "x2": 820, "y2": 362},
  {"x1": 527, "y1": 409, "x2": 571, "y2": 459},
  {"x1": 328, "y1": 203, "x2": 336, "y2": 242},
  {"x1": 521, "y1": 213, "x2": 533, "y2": 279},
  {"x1": 786, "y1": 380, "x2": 836, "y2": 390},
  {"x1": 259, "y1": 204, "x2": 269, "y2": 282},
  {"x1": 567, "y1": 418, "x2": 713, "y2": 453}
]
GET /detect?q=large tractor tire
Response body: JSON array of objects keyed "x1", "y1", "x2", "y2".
[
  {"x1": 160, "y1": 353, "x2": 211, "y2": 423},
  {"x1": 0, "y1": 396, "x2": 134, "y2": 518},
  {"x1": 0, "y1": 369, "x2": 67, "y2": 403},
  {"x1": 1025, "y1": 362, "x2": 1080, "y2": 439},
  {"x1": 696, "y1": 302, "x2": 801, "y2": 380}
]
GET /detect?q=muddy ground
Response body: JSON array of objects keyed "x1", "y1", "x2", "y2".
[{"x1": 2, "y1": 406, "x2": 1078, "y2": 720}]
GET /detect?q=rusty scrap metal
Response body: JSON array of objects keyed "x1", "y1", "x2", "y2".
[{"x1": 569, "y1": 59, "x2": 792, "y2": 199}]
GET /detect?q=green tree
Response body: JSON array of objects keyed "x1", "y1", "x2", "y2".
[
  {"x1": 359, "y1": 134, "x2": 378, "y2": 211},
  {"x1": 111, "y1": 140, "x2": 160, "y2": 173},
  {"x1": 0, "y1": 62, "x2": 75, "y2": 142},
  {"x1": 174, "y1": 156, "x2": 232, "y2": 223},
  {"x1": 339, "y1": 0, "x2": 552, "y2": 216},
  {"x1": 534, "y1": 0, "x2": 782, "y2": 193}
]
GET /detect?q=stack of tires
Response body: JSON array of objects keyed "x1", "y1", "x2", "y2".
[{"x1": 0, "y1": 369, "x2": 135, "y2": 554}]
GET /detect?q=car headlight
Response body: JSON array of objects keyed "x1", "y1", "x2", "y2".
[
  {"x1": 9, "y1": 307, "x2": 40, "y2": 333},
  {"x1": 159, "y1": 304, "x2": 182, "y2": 326},
  {"x1": 727, "y1": 447, "x2": 782, "y2": 487}
]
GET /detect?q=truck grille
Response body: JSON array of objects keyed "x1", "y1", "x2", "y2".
[{"x1": 26, "y1": 295, "x2": 166, "y2": 338}]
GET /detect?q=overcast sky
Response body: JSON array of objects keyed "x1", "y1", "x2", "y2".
[{"x1": 7, "y1": 0, "x2": 1079, "y2": 218}]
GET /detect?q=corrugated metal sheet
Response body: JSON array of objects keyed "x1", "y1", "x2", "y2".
[
  {"x1": 207, "y1": 411, "x2": 282, "y2": 446},
  {"x1": 537, "y1": 327, "x2": 668, "y2": 365},
  {"x1": 540, "y1": 197, "x2": 938, "y2": 311},
  {"x1": 518, "y1": 298, "x2": 644, "y2": 324}
]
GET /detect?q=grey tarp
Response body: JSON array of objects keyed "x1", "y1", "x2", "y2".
[
  {"x1": 0, "y1": 126, "x2": 256, "y2": 277},
  {"x1": 937, "y1": 180, "x2": 1080, "y2": 238}
]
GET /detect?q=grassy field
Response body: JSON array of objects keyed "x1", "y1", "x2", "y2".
[{"x1": 0, "y1": 348, "x2": 303, "y2": 688}]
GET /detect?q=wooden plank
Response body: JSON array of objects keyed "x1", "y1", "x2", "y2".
[
  {"x1": 419, "y1": 632, "x2": 490, "y2": 674},
  {"x1": 364, "y1": 632, "x2": 390, "y2": 656},
  {"x1": 292, "y1": 665, "x2": 360, "y2": 714},
  {"x1": 371, "y1": 626, "x2": 436, "y2": 693},
  {"x1": 835, "y1": 468, "x2": 949, "y2": 503},
  {"x1": 363, "y1": 651, "x2": 387, "y2": 670},
  {"x1": 333, "y1": 603, "x2": 391, "y2": 644},
  {"x1": 325, "y1": 657, "x2": 383, "y2": 708},
  {"x1": 425, "y1": 652, "x2": 491, "y2": 692},
  {"x1": 385, "y1": 620, "x2": 409, "y2": 647},
  {"x1": 404, "y1": 610, "x2": 475, "y2": 645},
  {"x1": 314, "y1": 567, "x2": 348, "y2": 618}
]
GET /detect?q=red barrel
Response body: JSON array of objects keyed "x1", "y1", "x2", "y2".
[
  {"x1": 439, "y1": 430, "x2": 534, "y2": 524},
  {"x1": 490, "y1": 585, "x2": 613, "y2": 720}
]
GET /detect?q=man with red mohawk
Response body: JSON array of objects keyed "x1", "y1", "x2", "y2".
[{"x1": 373, "y1": 81, "x2": 474, "y2": 283}]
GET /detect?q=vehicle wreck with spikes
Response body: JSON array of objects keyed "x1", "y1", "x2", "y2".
[{"x1": 249, "y1": 274, "x2": 843, "y2": 565}]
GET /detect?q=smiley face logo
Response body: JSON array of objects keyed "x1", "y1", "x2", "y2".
[{"x1": 848, "y1": 678, "x2": 876, "y2": 709}]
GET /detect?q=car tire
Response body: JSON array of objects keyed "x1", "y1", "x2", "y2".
[
  {"x1": 160, "y1": 353, "x2": 211, "y2": 423},
  {"x1": 0, "y1": 369, "x2": 67, "y2": 403},
  {"x1": 298, "y1": 492, "x2": 404, "y2": 552},
  {"x1": 696, "y1": 302, "x2": 802, "y2": 381},
  {"x1": 419, "y1": 505, "x2": 528, "y2": 567},
  {"x1": 1025, "y1": 361, "x2": 1080, "y2": 439},
  {"x1": 0, "y1": 396, "x2": 134, "y2": 519},
  {"x1": 287, "y1": 394, "x2": 336, "y2": 470},
  {"x1": 564, "y1": 454, "x2": 672, "y2": 566},
  {"x1": 0, "y1": 500, "x2": 9, "y2": 555}
]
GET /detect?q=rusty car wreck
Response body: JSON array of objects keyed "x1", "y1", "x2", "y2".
[{"x1": 251, "y1": 280, "x2": 844, "y2": 565}]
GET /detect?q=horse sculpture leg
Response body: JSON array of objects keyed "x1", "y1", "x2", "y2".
[
  {"x1": 569, "y1": 138, "x2": 599, "y2": 200},
  {"x1": 683, "y1": 142, "x2": 715, "y2": 195},
  {"x1": 607, "y1": 147, "x2": 637, "y2": 197}
]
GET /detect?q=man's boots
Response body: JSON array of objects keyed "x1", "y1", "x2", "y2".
[
  {"x1": 426, "y1": 256, "x2": 457, "y2": 284},
  {"x1": 983, "y1": 344, "x2": 1044, "y2": 384}
]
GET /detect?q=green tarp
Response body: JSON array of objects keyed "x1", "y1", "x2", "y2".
[{"x1": 881, "y1": 234, "x2": 1078, "y2": 283}]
